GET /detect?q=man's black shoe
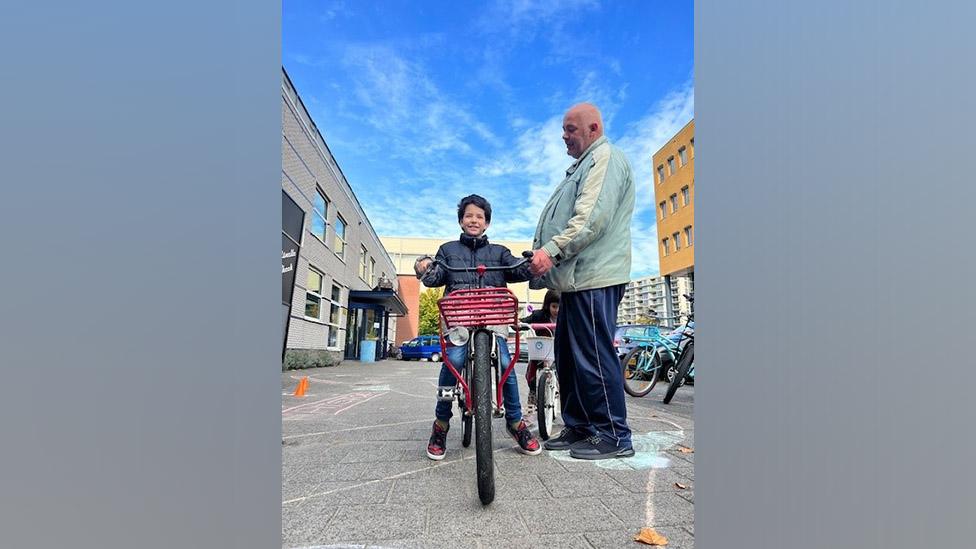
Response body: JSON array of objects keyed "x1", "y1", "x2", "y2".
[
  {"x1": 543, "y1": 427, "x2": 588, "y2": 450},
  {"x1": 569, "y1": 435, "x2": 635, "y2": 460}
]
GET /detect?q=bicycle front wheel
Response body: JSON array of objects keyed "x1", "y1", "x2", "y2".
[
  {"x1": 536, "y1": 368, "x2": 558, "y2": 440},
  {"x1": 663, "y1": 340, "x2": 694, "y2": 404},
  {"x1": 472, "y1": 330, "x2": 495, "y2": 505},
  {"x1": 622, "y1": 347, "x2": 659, "y2": 397}
]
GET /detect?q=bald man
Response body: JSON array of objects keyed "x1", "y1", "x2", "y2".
[{"x1": 529, "y1": 103, "x2": 636, "y2": 460}]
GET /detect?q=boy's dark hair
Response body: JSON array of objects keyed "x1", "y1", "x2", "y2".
[{"x1": 457, "y1": 194, "x2": 492, "y2": 224}]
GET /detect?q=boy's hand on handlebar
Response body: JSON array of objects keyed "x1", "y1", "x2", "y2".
[
  {"x1": 528, "y1": 248, "x2": 554, "y2": 277},
  {"x1": 414, "y1": 257, "x2": 433, "y2": 278}
]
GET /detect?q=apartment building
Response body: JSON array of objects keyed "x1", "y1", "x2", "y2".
[{"x1": 617, "y1": 276, "x2": 682, "y2": 325}]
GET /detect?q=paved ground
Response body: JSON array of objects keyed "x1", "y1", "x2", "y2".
[{"x1": 281, "y1": 357, "x2": 695, "y2": 549}]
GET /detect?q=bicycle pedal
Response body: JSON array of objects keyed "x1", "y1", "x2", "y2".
[{"x1": 436, "y1": 386, "x2": 458, "y2": 402}]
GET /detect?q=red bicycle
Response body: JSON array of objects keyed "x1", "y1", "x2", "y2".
[{"x1": 433, "y1": 253, "x2": 531, "y2": 505}]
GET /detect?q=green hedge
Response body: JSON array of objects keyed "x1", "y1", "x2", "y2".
[{"x1": 283, "y1": 349, "x2": 341, "y2": 370}]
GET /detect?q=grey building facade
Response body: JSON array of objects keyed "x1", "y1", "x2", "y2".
[{"x1": 281, "y1": 68, "x2": 405, "y2": 365}]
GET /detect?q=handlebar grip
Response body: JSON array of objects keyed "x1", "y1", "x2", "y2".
[{"x1": 522, "y1": 250, "x2": 534, "y2": 258}]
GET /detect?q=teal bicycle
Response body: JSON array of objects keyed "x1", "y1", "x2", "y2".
[{"x1": 621, "y1": 297, "x2": 695, "y2": 398}]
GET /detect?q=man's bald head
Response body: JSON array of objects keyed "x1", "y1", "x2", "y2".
[{"x1": 562, "y1": 103, "x2": 604, "y2": 159}]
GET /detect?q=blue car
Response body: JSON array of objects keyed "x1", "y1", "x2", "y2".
[{"x1": 399, "y1": 335, "x2": 443, "y2": 362}]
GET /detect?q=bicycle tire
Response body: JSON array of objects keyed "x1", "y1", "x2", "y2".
[
  {"x1": 622, "y1": 347, "x2": 660, "y2": 397},
  {"x1": 472, "y1": 330, "x2": 495, "y2": 505},
  {"x1": 536, "y1": 369, "x2": 557, "y2": 440},
  {"x1": 663, "y1": 340, "x2": 694, "y2": 404}
]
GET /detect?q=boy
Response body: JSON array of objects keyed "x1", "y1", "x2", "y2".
[{"x1": 415, "y1": 194, "x2": 542, "y2": 460}]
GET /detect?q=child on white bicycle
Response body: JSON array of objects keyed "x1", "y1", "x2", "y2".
[{"x1": 414, "y1": 194, "x2": 542, "y2": 460}]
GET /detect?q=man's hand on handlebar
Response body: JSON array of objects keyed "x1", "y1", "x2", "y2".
[{"x1": 528, "y1": 248, "x2": 554, "y2": 277}]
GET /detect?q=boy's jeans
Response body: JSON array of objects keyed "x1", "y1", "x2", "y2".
[{"x1": 434, "y1": 334, "x2": 522, "y2": 423}]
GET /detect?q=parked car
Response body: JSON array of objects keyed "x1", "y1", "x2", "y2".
[
  {"x1": 399, "y1": 335, "x2": 442, "y2": 362},
  {"x1": 614, "y1": 324, "x2": 656, "y2": 358}
]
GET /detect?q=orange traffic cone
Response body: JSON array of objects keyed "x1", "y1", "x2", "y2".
[{"x1": 293, "y1": 376, "x2": 308, "y2": 397}]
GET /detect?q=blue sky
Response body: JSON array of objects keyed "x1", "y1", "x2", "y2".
[{"x1": 283, "y1": 0, "x2": 693, "y2": 278}]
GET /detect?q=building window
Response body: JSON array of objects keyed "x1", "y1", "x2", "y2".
[
  {"x1": 662, "y1": 238, "x2": 670, "y2": 256},
  {"x1": 685, "y1": 225, "x2": 694, "y2": 246},
  {"x1": 681, "y1": 186, "x2": 690, "y2": 206},
  {"x1": 359, "y1": 245, "x2": 368, "y2": 281},
  {"x1": 311, "y1": 189, "x2": 328, "y2": 242},
  {"x1": 690, "y1": 138, "x2": 694, "y2": 157},
  {"x1": 673, "y1": 231, "x2": 681, "y2": 250},
  {"x1": 327, "y1": 284, "x2": 343, "y2": 348},
  {"x1": 657, "y1": 165, "x2": 665, "y2": 184},
  {"x1": 678, "y1": 146, "x2": 687, "y2": 166},
  {"x1": 659, "y1": 201, "x2": 667, "y2": 220},
  {"x1": 667, "y1": 156, "x2": 675, "y2": 174},
  {"x1": 333, "y1": 214, "x2": 347, "y2": 259},
  {"x1": 670, "y1": 194, "x2": 678, "y2": 213},
  {"x1": 369, "y1": 257, "x2": 376, "y2": 287},
  {"x1": 305, "y1": 267, "x2": 324, "y2": 319}
]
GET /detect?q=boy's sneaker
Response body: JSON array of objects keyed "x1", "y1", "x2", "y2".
[
  {"x1": 426, "y1": 421, "x2": 449, "y2": 461},
  {"x1": 543, "y1": 427, "x2": 588, "y2": 450},
  {"x1": 506, "y1": 420, "x2": 542, "y2": 456}
]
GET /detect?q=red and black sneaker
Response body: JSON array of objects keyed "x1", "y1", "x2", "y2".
[
  {"x1": 426, "y1": 421, "x2": 449, "y2": 461},
  {"x1": 506, "y1": 419, "x2": 542, "y2": 456}
]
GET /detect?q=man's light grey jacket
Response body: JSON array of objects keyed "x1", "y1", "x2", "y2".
[{"x1": 532, "y1": 135, "x2": 635, "y2": 292}]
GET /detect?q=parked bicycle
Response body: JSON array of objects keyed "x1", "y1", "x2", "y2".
[
  {"x1": 433, "y1": 252, "x2": 532, "y2": 505},
  {"x1": 619, "y1": 296, "x2": 695, "y2": 399},
  {"x1": 663, "y1": 294, "x2": 695, "y2": 404}
]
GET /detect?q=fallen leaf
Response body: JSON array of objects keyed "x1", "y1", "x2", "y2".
[
  {"x1": 677, "y1": 446, "x2": 694, "y2": 454},
  {"x1": 675, "y1": 482, "x2": 687, "y2": 489},
  {"x1": 634, "y1": 527, "x2": 669, "y2": 545}
]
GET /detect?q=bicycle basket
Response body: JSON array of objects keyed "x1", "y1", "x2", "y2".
[
  {"x1": 526, "y1": 336, "x2": 554, "y2": 361},
  {"x1": 437, "y1": 287, "x2": 519, "y2": 329}
]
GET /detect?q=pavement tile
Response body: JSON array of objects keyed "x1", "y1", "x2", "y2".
[
  {"x1": 603, "y1": 468, "x2": 695, "y2": 494},
  {"x1": 284, "y1": 462, "x2": 368, "y2": 484},
  {"x1": 585, "y1": 524, "x2": 694, "y2": 549},
  {"x1": 280, "y1": 499, "x2": 340, "y2": 548},
  {"x1": 491, "y1": 473, "x2": 555, "y2": 503},
  {"x1": 537, "y1": 470, "x2": 630, "y2": 498},
  {"x1": 480, "y1": 533, "x2": 592, "y2": 548},
  {"x1": 323, "y1": 504, "x2": 427, "y2": 541},
  {"x1": 287, "y1": 479, "x2": 394, "y2": 506},
  {"x1": 387, "y1": 476, "x2": 476, "y2": 506},
  {"x1": 600, "y1": 492, "x2": 695, "y2": 529},
  {"x1": 366, "y1": 537, "x2": 470, "y2": 549},
  {"x1": 425, "y1": 502, "x2": 529, "y2": 538},
  {"x1": 676, "y1": 489, "x2": 694, "y2": 504},
  {"x1": 517, "y1": 496, "x2": 624, "y2": 535}
]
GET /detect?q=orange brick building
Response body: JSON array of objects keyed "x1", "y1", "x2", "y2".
[{"x1": 653, "y1": 119, "x2": 695, "y2": 320}]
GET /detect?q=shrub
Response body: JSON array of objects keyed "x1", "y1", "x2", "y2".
[{"x1": 283, "y1": 349, "x2": 340, "y2": 370}]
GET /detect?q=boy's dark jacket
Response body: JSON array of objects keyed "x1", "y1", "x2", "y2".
[{"x1": 419, "y1": 234, "x2": 533, "y2": 294}]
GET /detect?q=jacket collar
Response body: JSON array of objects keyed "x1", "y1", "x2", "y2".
[
  {"x1": 459, "y1": 233, "x2": 489, "y2": 250},
  {"x1": 566, "y1": 135, "x2": 608, "y2": 175}
]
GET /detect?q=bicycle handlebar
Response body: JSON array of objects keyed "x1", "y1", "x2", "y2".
[{"x1": 431, "y1": 250, "x2": 533, "y2": 273}]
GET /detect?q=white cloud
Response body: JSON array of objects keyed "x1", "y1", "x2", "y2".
[{"x1": 616, "y1": 81, "x2": 695, "y2": 218}]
